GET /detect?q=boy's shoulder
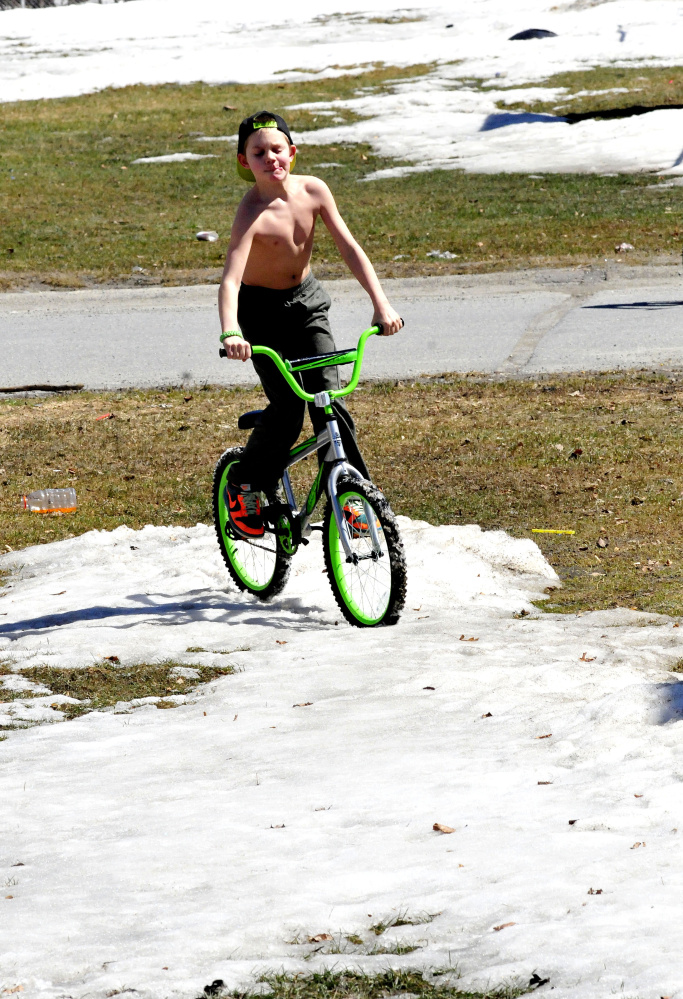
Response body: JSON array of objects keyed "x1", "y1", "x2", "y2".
[{"x1": 287, "y1": 173, "x2": 333, "y2": 200}]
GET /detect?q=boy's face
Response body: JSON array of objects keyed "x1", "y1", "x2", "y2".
[{"x1": 238, "y1": 128, "x2": 296, "y2": 184}]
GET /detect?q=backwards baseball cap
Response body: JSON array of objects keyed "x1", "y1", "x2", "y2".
[{"x1": 237, "y1": 110, "x2": 296, "y2": 182}]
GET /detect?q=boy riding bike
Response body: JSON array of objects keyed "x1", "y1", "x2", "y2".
[{"x1": 218, "y1": 110, "x2": 403, "y2": 540}]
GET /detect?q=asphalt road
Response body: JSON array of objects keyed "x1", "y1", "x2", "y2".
[{"x1": 2, "y1": 264, "x2": 682, "y2": 391}]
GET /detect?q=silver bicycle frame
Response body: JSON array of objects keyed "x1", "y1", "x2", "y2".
[{"x1": 278, "y1": 411, "x2": 382, "y2": 561}]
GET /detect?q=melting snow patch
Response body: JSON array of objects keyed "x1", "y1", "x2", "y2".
[
  {"x1": 131, "y1": 152, "x2": 218, "y2": 164},
  {"x1": 2, "y1": 1, "x2": 683, "y2": 174},
  {"x1": 2, "y1": 519, "x2": 683, "y2": 997}
]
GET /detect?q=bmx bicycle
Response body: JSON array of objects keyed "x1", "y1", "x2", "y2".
[{"x1": 213, "y1": 325, "x2": 407, "y2": 627}]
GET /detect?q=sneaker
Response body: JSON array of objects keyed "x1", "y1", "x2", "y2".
[
  {"x1": 343, "y1": 501, "x2": 380, "y2": 537},
  {"x1": 226, "y1": 481, "x2": 264, "y2": 539}
]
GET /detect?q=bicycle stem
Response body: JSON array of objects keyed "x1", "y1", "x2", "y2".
[{"x1": 250, "y1": 325, "x2": 381, "y2": 404}]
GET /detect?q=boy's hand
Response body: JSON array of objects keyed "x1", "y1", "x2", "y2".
[
  {"x1": 222, "y1": 336, "x2": 252, "y2": 362},
  {"x1": 373, "y1": 306, "x2": 403, "y2": 336}
]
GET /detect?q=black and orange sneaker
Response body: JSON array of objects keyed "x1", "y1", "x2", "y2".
[
  {"x1": 343, "y1": 500, "x2": 380, "y2": 538},
  {"x1": 226, "y1": 481, "x2": 264, "y2": 539}
]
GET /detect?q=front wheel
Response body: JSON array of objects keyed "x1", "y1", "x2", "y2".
[
  {"x1": 323, "y1": 476, "x2": 407, "y2": 627},
  {"x1": 213, "y1": 447, "x2": 292, "y2": 601}
]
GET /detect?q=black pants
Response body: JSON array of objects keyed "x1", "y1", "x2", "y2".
[{"x1": 230, "y1": 273, "x2": 370, "y2": 492}]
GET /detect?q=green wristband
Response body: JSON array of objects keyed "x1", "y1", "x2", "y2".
[{"x1": 220, "y1": 330, "x2": 243, "y2": 343}]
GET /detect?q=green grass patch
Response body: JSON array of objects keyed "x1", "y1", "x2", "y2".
[
  {"x1": 499, "y1": 63, "x2": 683, "y2": 116},
  {"x1": 1, "y1": 67, "x2": 682, "y2": 290},
  {"x1": 227, "y1": 970, "x2": 529, "y2": 999},
  {"x1": 4, "y1": 372, "x2": 683, "y2": 617},
  {"x1": 0, "y1": 660, "x2": 236, "y2": 722}
]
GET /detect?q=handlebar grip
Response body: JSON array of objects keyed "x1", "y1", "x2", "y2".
[
  {"x1": 219, "y1": 347, "x2": 227, "y2": 358},
  {"x1": 374, "y1": 319, "x2": 404, "y2": 336}
]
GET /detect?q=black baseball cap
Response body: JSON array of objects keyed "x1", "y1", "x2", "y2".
[{"x1": 237, "y1": 110, "x2": 293, "y2": 155}]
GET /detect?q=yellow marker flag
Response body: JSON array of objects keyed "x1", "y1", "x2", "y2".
[{"x1": 532, "y1": 529, "x2": 575, "y2": 535}]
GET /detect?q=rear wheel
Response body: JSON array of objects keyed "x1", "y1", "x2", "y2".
[
  {"x1": 323, "y1": 476, "x2": 407, "y2": 627},
  {"x1": 213, "y1": 447, "x2": 292, "y2": 600}
]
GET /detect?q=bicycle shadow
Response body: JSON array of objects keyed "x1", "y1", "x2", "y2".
[
  {"x1": 583, "y1": 301, "x2": 683, "y2": 311},
  {"x1": 0, "y1": 588, "x2": 338, "y2": 640}
]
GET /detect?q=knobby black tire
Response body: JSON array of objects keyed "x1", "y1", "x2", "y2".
[
  {"x1": 213, "y1": 446, "x2": 292, "y2": 601},
  {"x1": 323, "y1": 476, "x2": 407, "y2": 627}
]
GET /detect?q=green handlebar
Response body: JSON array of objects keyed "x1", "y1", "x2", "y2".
[{"x1": 251, "y1": 325, "x2": 380, "y2": 403}]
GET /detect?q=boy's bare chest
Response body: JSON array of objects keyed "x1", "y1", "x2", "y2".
[{"x1": 251, "y1": 203, "x2": 316, "y2": 249}]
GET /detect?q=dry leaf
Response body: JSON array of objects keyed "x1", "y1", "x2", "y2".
[
  {"x1": 587, "y1": 887, "x2": 602, "y2": 895},
  {"x1": 433, "y1": 822, "x2": 455, "y2": 834},
  {"x1": 308, "y1": 933, "x2": 333, "y2": 943},
  {"x1": 270, "y1": 824, "x2": 285, "y2": 829},
  {"x1": 104, "y1": 655, "x2": 120, "y2": 663},
  {"x1": 579, "y1": 652, "x2": 595, "y2": 662},
  {"x1": 293, "y1": 702, "x2": 313, "y2": 708},
  {"x1": 482, "y1": 711, "x2": 493, "y2": 718},
  {"x1": 459, "y1": 635, "x2": 479, "y2": 642},
  {"x1": 493, "y1": 922, "x2": 515, "y2": 931},
  {"x1": 276, "y1": 640, "x2": 287, "y2": 645},
  {"x1": 538, "y1": 781, "x2": 553, "y2": 785},
  {"x1": 568, "y1": 819, "x2": 578, "y2": 825},
  {"x1": 423, "y1": 686, "x2": 435, "y2": 690},
  {"x1": 535, "y1": 733, "x2": 552, "y2": 739},
  {"x1": 634, "y1": 794, "x2": 644, "y2": 798},
  {"x1": 631, "y1": 841, "x2": 646, "y2": 849},
  {"x1": 597, "y1": 537, "x2": 608, "y2": 548},
  {"x1": 1, "y1": 987, "x2": 24, "y2": 994}
]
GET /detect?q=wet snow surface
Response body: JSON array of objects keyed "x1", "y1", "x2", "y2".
[
  {"x1": 3, "y1": 0, "x2": 683, "y2": 173},
  {"x1": 2, "y1": 521, "x2": 683, "y2": 998}
]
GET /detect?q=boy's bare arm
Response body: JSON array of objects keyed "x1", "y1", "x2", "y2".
[
  {"x1": 218, "y1": 209, "x2": 255, "y2": 361},
  {"x1": 317, "y1": 180, "x2": 403, "y2": 335}
]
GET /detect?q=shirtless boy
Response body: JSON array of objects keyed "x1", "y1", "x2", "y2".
[{"x1": 218, "y1": 110, "x2": 403, "y2": 540}]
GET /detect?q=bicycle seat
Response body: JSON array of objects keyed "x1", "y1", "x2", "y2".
[{"x1": 237, "y1": 410, "x2": 263, "y2": 430}]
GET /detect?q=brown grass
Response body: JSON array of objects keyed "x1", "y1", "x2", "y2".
[
  {"x1": 2, "y1": 371, "x2": 683, "y2": 617},
  {"x1": 0, "y1": 660, "x2": 237, "y2": 726}
]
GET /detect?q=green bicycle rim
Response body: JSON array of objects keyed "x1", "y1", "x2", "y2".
[
  {"x1": 328, "y1": 488, "x2": 391, "y2": 625},
  {"x1": 217, "y1": 461, "x2": 275, "y2": 592}
]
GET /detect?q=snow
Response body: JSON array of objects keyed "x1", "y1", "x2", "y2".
[
  {"x1": 131, "y1": 151, "x2": 218, "y2": 163},
  {"x1": 3, "y1": 0, "x2": 683, "y2": 174},
  {"x1": 2, "y1": 520, "x2": 683, "y2": 998}
]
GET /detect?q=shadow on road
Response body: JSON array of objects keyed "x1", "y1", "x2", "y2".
[{"x1": 583, "y1": 301, "x2": 683, "y2": 311}]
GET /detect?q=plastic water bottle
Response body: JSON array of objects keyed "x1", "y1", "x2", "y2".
[{"x1": 22, "y1": 488, "x2": 77, "y2": 514}]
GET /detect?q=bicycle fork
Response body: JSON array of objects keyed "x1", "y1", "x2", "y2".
[{"x1": 317, "y1": 393, "x2": 383, "y2": 562}]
